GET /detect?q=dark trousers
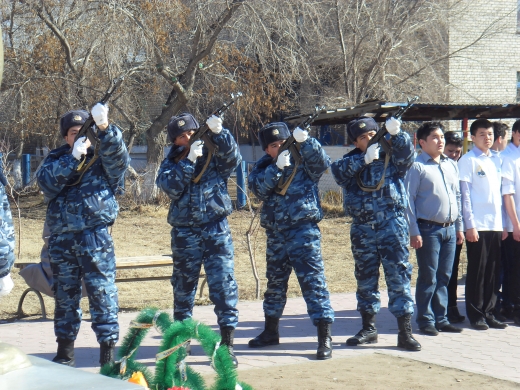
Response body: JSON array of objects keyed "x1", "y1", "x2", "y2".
[
  {"x1": 465, "y1": 231, "x2": 501, "y2": 323},
  {"x1": 496, "y1": 239, "x2": 512, "y2": 311},
  {"x1": 447, "y1": 243, "x2": 463, "y2": 307},
  {"x1": 503, "y1": 234, "x2": 520, "y2": 314}
]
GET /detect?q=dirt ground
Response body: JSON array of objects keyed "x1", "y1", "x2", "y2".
[
  {"x1": 209, "y1": 354, "x2": 520, "y2": 390},
  {"x1": 0, "y1": 192, "x2": 467, "y2": 321}
]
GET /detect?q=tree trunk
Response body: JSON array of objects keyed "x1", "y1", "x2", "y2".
[
  {"x1": 140, "y1": 128, "x2": 166, "y2": 202},
  {"x1": 12, "y1": 159, "x2": 22, "y2": 190}
]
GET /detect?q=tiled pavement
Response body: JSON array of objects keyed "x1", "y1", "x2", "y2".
[{"x1": 2, "y1": 285, "x2": 520, "y2": 383}]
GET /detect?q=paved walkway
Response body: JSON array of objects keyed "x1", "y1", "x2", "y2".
[{"x1": 2, "y1": 285, "x2": 520, "y2": 384}]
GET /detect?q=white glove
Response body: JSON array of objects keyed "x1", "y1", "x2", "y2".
[
  {"x1": 293, "y1": 127, "x2": 308, "y2": 143},
  {"x1": 364, "y1": 144, "x2": 380, "y2": 164},
  {"x1": 385, "y1": 117, "x2": 401, "y2": 136},
  {"x1": 0, "y1": 274, "x2": 14, "y2": 297},
  {"x1": 72, "y1": 136, "x2": 90, "y2": 160},
  {"x1": 91, "y1": 103, "x2": 109, "y2": 127},
  {"x1": 276, "y1": 150, "x2": 291, "y2": 170},
  {"x1": 188, "y1": 140, "x2": 204, "y2": 162},
  {"x1": 206, "y1": 115, "x2": 222, "y2": 134}
]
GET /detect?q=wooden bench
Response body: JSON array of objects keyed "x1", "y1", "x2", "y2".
[{"x1": 14, "y1": 255, "x2": 207, "y2": 320}]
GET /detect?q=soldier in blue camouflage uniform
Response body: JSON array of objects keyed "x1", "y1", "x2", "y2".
[
  {"x1": 247, "y1": 123, "x2": 334, "y2": 360},
  {"x1": 331, "y1": 116, "x2": 421, "y2": 351},
  {"x1": 156, "y1": 112, "x2": 241, "y2": 366},
  {"x1": 37, "y1": 103, "x2": 129, "y2": 367},
  {"x1": 0, "y1": 159, "x2": 15, "y2": 297}
]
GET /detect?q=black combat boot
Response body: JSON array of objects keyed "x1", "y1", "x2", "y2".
[
  {"x1": 447, "y1": 306, "x2": 465, "y2": 323},
  {"x1": 316, "y1": 320, "x2": 332, "y2": 360},
  {"x1": 397, "y1": 315, "x2": 421, "y2": 351},
  {"x1": 52, "y1": 338, "x2": 75, "y2": 367},
  {"x1": 99, "y1": 340, "x2": 116, "y2": 367},
  {"x1": 220, "y1": 327, "x2": 238, "y2": 368},
  {"x1": 248, "y1": 315, "x2": 280, "y2": 348},
  {"x1": 346, "y1": 312, "x2": 378, "y2": 346}
]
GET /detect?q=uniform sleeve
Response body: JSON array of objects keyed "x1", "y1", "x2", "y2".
[
  {"x1": 36, "y1": 152, "x2": 80, "y2": 201},
  {"x1": 389, "y1": 132, "x2": 415, "y2": 177},
  {"x1": 331, "y1": 153, "x2": 365, "y2": 187},
  {"x1": 460, "y1": 181, "x2": 475, "y2": 230},
  {"x1": 156, "y1": 157, "x2": 195, "y2": 202},
  {"x1": 299, "y1": 138, "x2": 331, "y2": 182},
  {"x1": 248, "y1": 156, "x2": 283, "y2": 201},
  {"x1": 211, "y1": 128, "x2": 242, "y2": 181},
  {"x1": 97, "y1": 124, "x2": 130, "y2": 180},
  {"x1": 502, "y1": 155, "x2": 513, "y2": 180},
  {"x1": 404, "y1": 163, "x2": 421, "y2": 237},
  {"x1": 457, "y1": 155, "x2": 473, "y2": 183},
  {"x1": 450, "y1": 161, "x2": 463, "y2": 232}
]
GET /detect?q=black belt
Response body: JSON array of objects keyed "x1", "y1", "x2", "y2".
[{"x1": 417, "y1": 218, "x2": 453, "y2": 227}]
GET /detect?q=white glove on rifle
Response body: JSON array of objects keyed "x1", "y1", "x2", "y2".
[
  {"x1": 91, "y1": 103, "x2": 109, "y2": 127},
  {"x1": 276, "y1": 150, "x2": 291, "y2": 170},
  {"x1": 364, "y1": 144, "x2": 380, "y2": 165},
  {"x1": 385, "y1": 117, "x2": 401, "y2": 136},
  {"x1": 206, "y1": 115, "x2": 222, "y2": 134},
  {"x1": 188, "y1": 140, "x2": 204, "y2": 163},
  {"x1": 293, "y1": 127, "x2": 308, "y2": 143},
  {"x1": 0, "y1": 273, "x2": 14, "y2": 297},
  {"x1": 72, "y1": 136, "x2": 90, "y2": 160}
]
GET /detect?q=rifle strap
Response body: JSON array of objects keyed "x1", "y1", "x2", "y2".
[
  {"x1": 356, "y1": 153, "x2": 390, "y2": 192},
  {"x1": 66, "y1": 142, "x2": 100, "y2": 187},
  {"x1": 192, "y1": 150, "x2": 213, "y2": 184},
  {"x1": 275, "y1": 144, "x2": 301, "y2": 196}
]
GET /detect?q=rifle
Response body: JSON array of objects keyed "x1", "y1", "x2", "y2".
[
  {"x1": 274, "y1": 105, "x2": 325, "y2": 195},
  {"x1": 356, "y1": 95, "x2": 418, "y2": 192},
  {"x1": 74, "y1": 77, "x2": 125, "y2": 148},
  {"x1": 67, "y1": 76, "x2": 124, "y2": 186},
  {"x1": 174, "y1": 92, "x2": 242, "y2": 183},
  {"x1": 365, "y1": 95, "x2": 419, "y2": 155}
]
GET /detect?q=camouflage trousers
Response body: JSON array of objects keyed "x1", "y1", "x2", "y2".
[
  {"x1": 351, "y1": 215, "x2": 414, "y2": 318},
  {"x1": 48, "y1": 226, "x2": 119, "y2": 343},
  {"x1": 171, "y1": 218, "x2": 239, "y2": 329},
  {"x1": 264, "y1": 222, "x2": 334, "y2": 325}
]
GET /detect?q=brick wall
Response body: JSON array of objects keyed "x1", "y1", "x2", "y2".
[{"x1": 448, "y1": 0, "x2": 520, "y2": 104}]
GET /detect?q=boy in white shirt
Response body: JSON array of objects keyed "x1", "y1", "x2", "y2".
[
  {"x1": 501, "y1": 125, "x2": 520, "y2": 326},
  {"x1": 458, "y1": 118, "x2": 506, "y2": 330}
]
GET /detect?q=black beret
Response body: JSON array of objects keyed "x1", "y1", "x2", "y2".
[
  {"x1": 347, "y1": 117, "x2": 379, "y2": 144},
  {"x1": 60, "y1": 110, "x2": 89, "y2": 137},
  {"x1": 259, "y1": 122, "x2": 291, "y2": 150},
  {"x1": 167, "y1": 113, "x2": 200, "y2": 142}
]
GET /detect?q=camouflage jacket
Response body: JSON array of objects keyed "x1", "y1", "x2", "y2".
[
  {"x1": 331, "y1": 132, "x2": 415, "y2": 224},
  {"x1": 37, "y1": 125, "x2": 129, "y2": 235},
  {"x1": 156, "y1": 128, "x2": 241, "y2": 227},
  {"x1": 0, "y1": 182, "x2": 15, "y2": 278},
  {"x1": 248, "y1": 137, "x2": 330, "y2": 231}
]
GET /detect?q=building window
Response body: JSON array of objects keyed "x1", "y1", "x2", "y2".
[{"x1": 517, "y1": 72, "x2": 520, "y2": 102}]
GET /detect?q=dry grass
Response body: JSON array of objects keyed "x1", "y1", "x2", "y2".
[{"x1": 0, "y1": 193, "x2": 467, "y2": 322}]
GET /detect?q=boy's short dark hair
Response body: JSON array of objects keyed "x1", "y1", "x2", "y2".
[
  {"x1": 444, "y1": 131, "x2": 463, "y2": 147},
  {"x1": 415, "y1": 122, "x2": 444, "y2": 148},
  {"x1": 492, "y1": 121, "x2": 508, "y2": 141},
  {"x1": 470, "y1": 118, "x2": 493, "y2": 136},
  {"x1": 512, "y1": 119, "x2": 520, "y2": 134}
]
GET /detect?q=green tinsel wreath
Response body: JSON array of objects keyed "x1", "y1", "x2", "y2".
[{"x1": 100, "y1": 307, "x2": 253, "y2": 390}]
